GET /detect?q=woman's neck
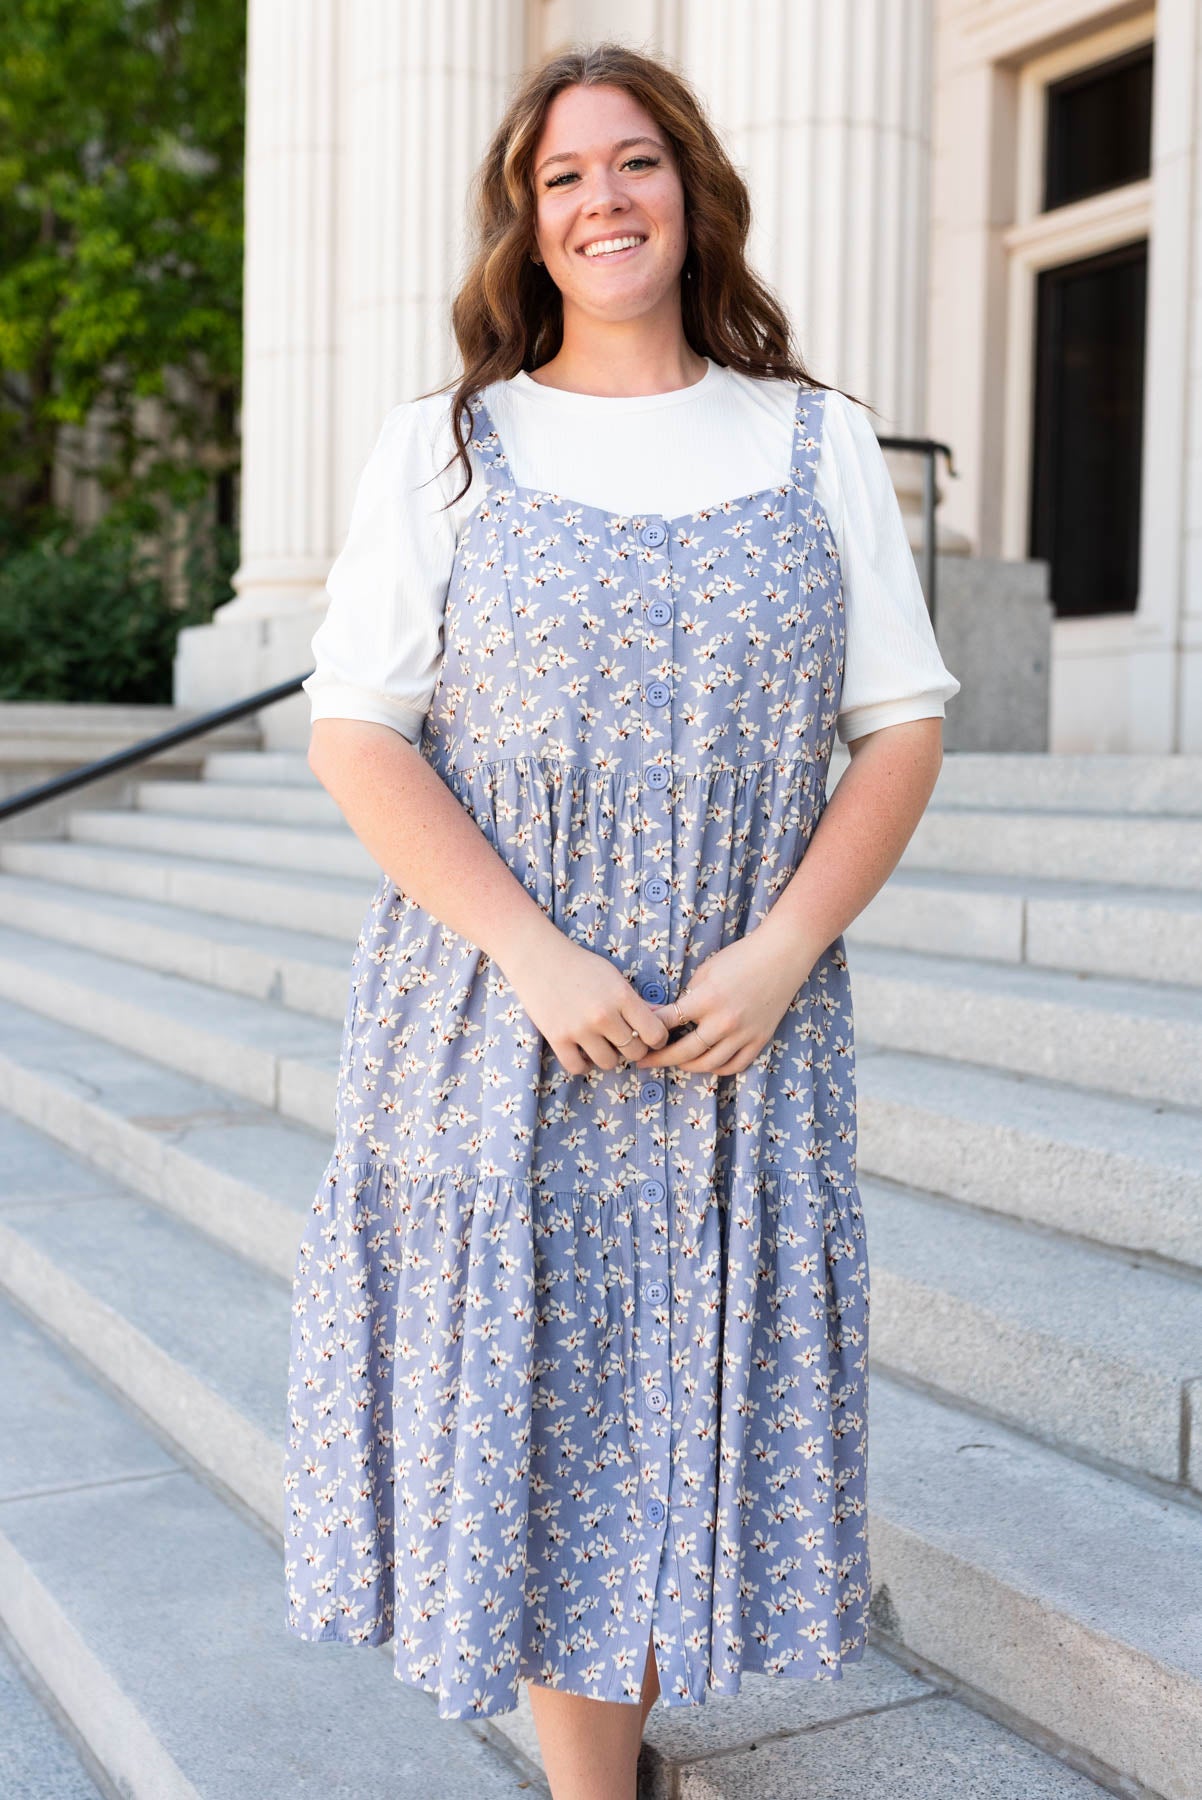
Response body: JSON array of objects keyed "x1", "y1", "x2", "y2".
[{"x1": 528, "y1": 343, "x2": 708, "y2": 398}]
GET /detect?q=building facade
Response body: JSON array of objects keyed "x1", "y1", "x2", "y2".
[{"x1": 175, "y1": 0, "x2": 1202, "y2": 754}]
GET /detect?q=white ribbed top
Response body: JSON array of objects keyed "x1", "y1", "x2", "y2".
[{"x1": 303, "y1": 357, "x2": 961, "y2": 747}]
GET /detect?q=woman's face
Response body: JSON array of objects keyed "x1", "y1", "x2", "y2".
[{"x1": 531, "y1": 83, "x2": 689, "y2": 330}]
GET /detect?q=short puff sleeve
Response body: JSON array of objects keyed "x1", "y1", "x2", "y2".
[
  {"x1": 827, "y1": 390, "x2": 961, "y2": 746},
  {"x1": 302, "y1": 400, "x2": 458, "y2": 744}
]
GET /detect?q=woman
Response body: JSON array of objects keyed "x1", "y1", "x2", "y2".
[{"x1": 284, "y1": 41, "x2": 959, "y2": 1800}]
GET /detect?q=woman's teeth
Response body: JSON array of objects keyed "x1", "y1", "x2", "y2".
[{"x1": 582, "y1": 236, "x2": 646, "y2": 258}]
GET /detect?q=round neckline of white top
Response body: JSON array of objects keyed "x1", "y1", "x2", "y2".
[{"x1": 509, "y1": 356, "x2": 727, "y2": 412}]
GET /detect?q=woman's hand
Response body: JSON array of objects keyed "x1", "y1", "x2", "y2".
[
  {"x1": 500, "y1": 930, "x2": 673, "y2": 1076},
  {"x1": 633, "y1": 926, "x2": 818, "y2": 1076}
]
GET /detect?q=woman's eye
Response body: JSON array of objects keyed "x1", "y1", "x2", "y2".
[{"x1": 545, "y1": 156, "x2": 659, "y2": 189}]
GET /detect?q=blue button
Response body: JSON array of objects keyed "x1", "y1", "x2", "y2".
[
  {"x1": 641, "y1": 980, "x2": 667, "y2": 1004},
  {"x1": 647, "y1": 599, "x2": 672, "y2": 625},
  {"x1": 640, "y1": 522, "x2": 667, "y2": 547},
  {"x1": 645, "y1": 1498, "x2": 666, "y2": 1522},
  {"x1": 645, "y1": 764, "x2": 670, "y2": 789},
  {"x1": 648, "y1": 1386, "x2": 668, "y2": 1411},
  {"x1": 644, "y1": 875, "x2": 669, "y2": 902},
  {"x1": 640, "y1": 1178, "x2": 666, "y2": 1204},
  {"x1": 639, "y1": 1080, "x2": 664, "y2": 1104},
  {"x1": 645, "y1": 681, "x2": 671, "y2": 707},
  {"x1": 646, "y1": 1279, "x2": 668, "y2": 1303}
]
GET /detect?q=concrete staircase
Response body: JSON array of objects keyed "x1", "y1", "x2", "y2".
[{"x1": 0, "y1": 743, "x2": 1198, "y2": 1800}]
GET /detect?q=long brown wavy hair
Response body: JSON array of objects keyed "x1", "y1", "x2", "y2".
[{"x1": 420, "y1": 42, "x2": 872, "y2": 508}]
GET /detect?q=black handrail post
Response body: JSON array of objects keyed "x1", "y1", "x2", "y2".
[
  {"x1": 874, "y1": 434, "x2": 957, "y2": 630},
  {"x1": 923, "y1": 449, "x2": 937, "y2": 630}
]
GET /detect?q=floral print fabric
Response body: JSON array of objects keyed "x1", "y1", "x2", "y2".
[{"x1": 283, "y1": 379, "x2": 871, "y2": 1720}]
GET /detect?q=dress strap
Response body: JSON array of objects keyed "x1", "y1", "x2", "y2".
[
  {"x1": 464, "y1": 388, "x2": 511, "y2": 474},
  {"x1": 789, "y1": 381, "x2": 827, "y2": 492}
]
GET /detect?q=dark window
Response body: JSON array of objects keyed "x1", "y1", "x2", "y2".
[
  {"x1": 1044, "y1": 44, "x2": 1153, "y2": 210},
  {"x1": 1029, "y1": 240, "x2": 1146, "y2": 618}
]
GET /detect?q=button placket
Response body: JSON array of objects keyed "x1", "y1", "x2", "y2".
[{"x1": 635, "y1": 515, "x2": 673, "y2": 1531}]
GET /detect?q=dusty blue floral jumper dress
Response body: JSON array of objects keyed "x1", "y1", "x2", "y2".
[{"x1": 283, "y1": 376, "x2": 871, "y2": 1720}]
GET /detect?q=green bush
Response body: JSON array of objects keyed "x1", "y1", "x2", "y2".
[{"x1": 0, "y1": 510, "x2": 237, "y2": 704}]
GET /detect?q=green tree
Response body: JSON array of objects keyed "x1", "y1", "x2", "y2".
[{"x1": 0, "y1": 0, "x2": 244, "y2": 697}]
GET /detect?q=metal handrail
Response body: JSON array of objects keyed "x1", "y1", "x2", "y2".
[
  {"x1": 0, "y1": 671, "x2": 314, "y2": 823},
  {"x1": 876, "y1": 434, "x2": 957, "y2": 628}
]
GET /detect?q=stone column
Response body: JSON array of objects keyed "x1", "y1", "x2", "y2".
[
  {"x1": 175, "y1": 0, "x2": 341, "y2": 735},
  {"x1": 176, "y1": 0, "x2": 527, "y2": 746},
  {"x1": 677, "y1": 0, "x2": 960, "y2": 556},
  {"x1": 1137, "y1": 0, "x2": 1202, "y2": 750}
]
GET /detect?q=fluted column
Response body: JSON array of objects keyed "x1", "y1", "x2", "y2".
[
  {"x1": 176, "y1": 0, "x2": 527, "y2": 736},
  {"x1": 337, "y1": 0, "x2": 528, "y2": 499},
  {"x1": 681, "y1": 0, "x2": 955, "y2": 550},
  {"x1": 217, "y1": 0, "x2": 341, "y2": 626}
]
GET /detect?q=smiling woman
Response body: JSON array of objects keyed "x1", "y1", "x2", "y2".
[
  {"x1": 284, "y1": 40, "x2": 958, "y2": 1800},
  {"x1": 524, "y1": 87, "x2": 701, "y2": 395}
]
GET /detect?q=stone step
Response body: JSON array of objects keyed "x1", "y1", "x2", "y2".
[
  {"x1": 0, "y1": 923, "x2": 338, "y2": 1126},
  {"x1": 0, "y1": 1295, "x2": 549, "y2": 1799},
  {"x1": 856, "y1": 1045, "x2": 1202, "y2": 1274},
  {"x1": 852, "y1": 943, "x2": 1202, "y2": 1107},
  {"x1": 201, "y1": 748, "x2": 317, "y2": 786},
  {"x1": 0, "y1": 999, "x2": 323, "y2": 1278},
  {"x1": 898, "y1": 805, "x2": 1202, "y2": 889},
  {"x1": 921, "y1": 750, "x2": 1202, "y2": 816},
  {"x1": 66, "y1": 805, "x2": 379, "y2": 881},
  {"x1": 0, "y1": 870, "x2": 352, "y2": 1019},
  {"x1": 0, "y1": 1176, "x2": 1184, "y2": 1798},
  {"x1": 0, "y1": 836, "x2": 370, "y2": 940},
  {"x1": 0, "y1": 1171, "x2": 289, "y2": 1531},
  {"x1": 0, "y1": 1634, "x2": 107, "y2": 1799},
  {"x1": 847, "y1": 867, "x2": 1202, "y2": 987},
  {"x1": 867, "y1": 1369, "x2": 1202, "y2": 1800},
  {"x1": 862, "y1": 1174, "x2": 1202, "y2": 1489},
  {"x1": 828, "y1": 745, "x2": 1202, "y2": 818},
  {"x1": 135, "y1": 775, "x2": 343, "y2": 826},
  {"x1": 659, "y1": 1692, "x2": 1116, "y2": 1798}
]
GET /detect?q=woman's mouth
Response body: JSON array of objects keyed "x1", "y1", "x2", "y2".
[{"x1": 579, "y1": 235, "x2": 647, "y2": 261}]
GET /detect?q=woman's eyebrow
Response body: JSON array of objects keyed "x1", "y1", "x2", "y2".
[{"x1": 534, "y1": 135, "x2": 665, "y2": 177}]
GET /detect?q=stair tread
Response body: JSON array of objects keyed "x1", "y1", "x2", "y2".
[
  {"x1": 0, "y1": 921, "x2": 341, "y2": 1062},
  {"x1": 0, "y1": 1635, "x2": 106, "y2": 1800},
  {"x1": 1, "y1": 834, "x2": 371, "y2": 900},
  {"x1": 0, "y1": 998, "x2": 329, "y2": 1210},
  {"x1": 870, "y1": 1368, "x2": 1202, "y2": 1676},
  {"x1": 880, "y1": 865, "x2": 1202, "y2": 913},
  {"x1": 0, "y1": 1182, "x2": 290, "y2": 1439},
  {"x1": 858, "y1": 1044, "x2": 1202, "y2": 1167},
  {"x1": 0, "y1": 870, "x2": 356, "y2": 968},
  {"x1": 863, "y1": 1176, "x2": 1202, "y2": 1370},
  {"x1": 0, "y1": 1298, "x2": 542, "y2": 1798},
  {"x1": 852, "y1": 938, "x2": 1202, "y2": 1018}
]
